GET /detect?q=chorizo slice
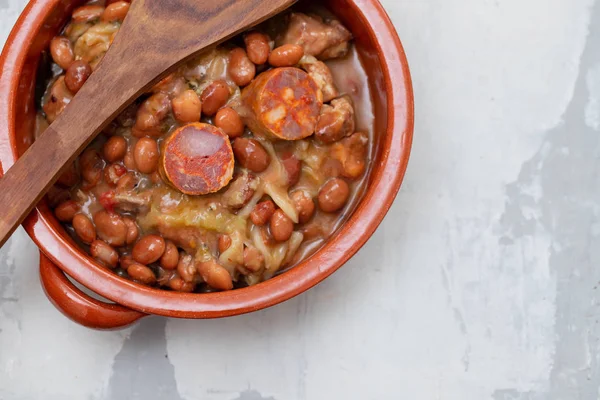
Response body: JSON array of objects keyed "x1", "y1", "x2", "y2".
[
  {"x1": 241, "y1": 67, "x2": 323, "y2": 141},
  {"x1": 160, "y1": 122, "x2": 234, "y2": 195}
]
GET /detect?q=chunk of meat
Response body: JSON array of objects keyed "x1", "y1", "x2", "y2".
[
  {"x1": 241, "y1": 67, "x2": 323, "y2": 140},
  {"x1": 113, "y1": 190, "x2": 152, "y2": 213},
  {"x1": 277, "y1": 13, "x2": 352, "y2": 60},
  {"x1": 299, "y1": 56, "x2": 338, "y2": 102},
  {"x1": 160, "y1": 123, "x2": 235, "y2": 195},
  {"x1": 330, "y1": 132, "x2": 369, "y2": 179},
  {"x1": 158, "y1": 225, "x2": 208, "y2": 253},
  {"x1": 43, "y1": 77, "x2": 73, "y2": 123},
  {"x1": 315, "y1": 96, "x2": 355, "y2": 143},
  {"x1": 221, "y1": 171, "x2": 258, "y2": 209}
]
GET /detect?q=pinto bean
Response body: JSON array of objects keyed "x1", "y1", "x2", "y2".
[
  {"x1": 72, "y1": 5, "x2": 104, "y2": 23},
  {"x1": 196, "y1": 260, "x2": 233, "y2": 290},
  {"x1": 280, "y1": 151, "x2": 301, "y2": 186},
  {"x1": 54, "y1": 200, "x2": 79, "y2": 222},
  {"x1": 243, "y1": 245, "x2": 264, "y2": 272},
  {"x1": 80, "y1": 149, "x2": 105, "y2": 186},
  {"x1": 171, "y1": 89, "x2": 201, "y2": 123},
  {"x1": 232, "y1": 138, "x2": 270, "y2": 172},
  {"x1": 244, "y1": 32, "x2": 271, "y2": 65},
  {"x1": 214, "y1": 107, "x2": 244, "y2": 138},
  {"x1": 291, "y1": 190, "x2": 315, "y2": 224},
  {"x1": 116, "y1": 172, "x2": 137, "y2": 191},
  {"x1": 127, "y1": 264, "x2": 157, "y2": 285},
  {"x1": 250, "y1": 200, "x2": 276, "y2": 226},
  {"x1": 133, "y1": 93, "x2": 170, "y2": 136},
  {"x1": 57, "y1": 162, "x2": 80, "y2": 187},
  {"x1": 123, "y1": 217, "x2": 139, "y2": 245},
  {"x1": 123, "y1": 148, "x2": 136, "y2": 170},
  {"x1": 90, "y1": 240, "x2": 119, "y2": 268},
  {"x1": 160, "y1": 241, "x2": 179, "y2": 270},
  {"x1": 268, "y1": 44, "x2": 304, "y2": 67},
  {"x1": 64, "y1": 60, "x2": 92, "y2": 93},
  {"x1": 93, "y1": 210, "x2": 127, "y2": 246},
  {"x1": 168, "y1": 276, "x2": 195, "y2": 292},
  {"x1": 73, "y1": 214, "x2": 96, "y2": 244},
  {"x1": 133, "y1": 137, "x2": 159, "y2": 174},
  {"x1": 103, "y1": 136, "x2": 127, "y2": 162},
  {"x1": 177, "y1": 253, "x2": 196, "y2": 283},
  {"x1": 200, "y1": 80, "x2": 229, "y2": 116},
  {"x1": 228, "y1": 47, "x2": 256, "y2": 87},
  {"x1": 318, "y1": 178, "x2": 349, "y2": 213},
  {"x1": 270, "y1": 209, "x2": 293, "y2": 242},
  {"x1": 132, "y1": 234, "x2": 166, "y2": 264},
  {"x1": 119, "y1": 254, "x2": 136, "y2": 270},
  {"x1": 50, "y1": 37, "x2": 74, "y2": 70},
  {"x1": 101, "y1": 1, "x2": 130, "y2": 22},
  {"x1": 218, "y1": 234, "x2": 232, "y2": 254}
]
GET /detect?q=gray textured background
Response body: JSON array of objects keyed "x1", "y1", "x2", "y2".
[{"x1": 1, "y1": 0, "x2": 600, "y2": 399}]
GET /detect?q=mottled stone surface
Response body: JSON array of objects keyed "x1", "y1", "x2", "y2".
[{"x1": 2, "y1": 0, "x2": 600, "y2": 398}]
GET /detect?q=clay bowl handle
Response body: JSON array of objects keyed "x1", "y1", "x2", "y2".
[{"x1": 39, "y1": 253, "x2": 146, "y2": 330}]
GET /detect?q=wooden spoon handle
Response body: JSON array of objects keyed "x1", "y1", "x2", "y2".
[{"x1": 0, "y1": 0, "x2": 296, "y2": 248}]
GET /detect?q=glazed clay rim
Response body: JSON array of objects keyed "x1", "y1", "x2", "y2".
[{"x1": 0, "y1": 0, "x2": 414, "y2": 318}]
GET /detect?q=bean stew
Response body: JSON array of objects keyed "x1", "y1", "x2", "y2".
[{"x1": 39, "y1": 0, "x2": 374, "y2": 292}]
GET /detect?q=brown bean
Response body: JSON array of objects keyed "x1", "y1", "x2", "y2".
[
  {"x1": 228, "y1": 47, "x2": 255, "y2": 87},
  {"x1": 318, "y1": 178, "x2": 350, "y2": 213},
  {"x1": 232, "y1": 138, "x2": 270, "y2": 172},
  {"x1": 123, "y1": 217, "x2": 139, "y2": 245},
  {"x1": 73, "y1": 214, "x2": 96, "y2": 244},
  {"x1": 218, "y1": 234, "x2": 232, "y2": 254},
  {"x1": 168, "y1": 276, "x2": 195, "y2": 292},
  {"x1": 270, "y1": 209, "x2": 294, "y2": 242},
  {"x1": 101, "y1": 1, "x2": 130, "y2": 21},
  {"x1": 49, "y1": 37, "x2": 74, "y2": 70},
  {"x1": 214, "y1": 107, "x2": 244, "y2": 138},
  {"x1": 90, "y1": 240, "x2": 119, "y2": 268},
  {"x1": 200, "y1": 80, "x2": 229, "y2": 116},
  {"x1": 132, "y1": 234, "x2": 166, "y2": 264},
  {"x1": 54, "y1": 200, "x2": 79, "y2": 222},
  {"x1": 250, "y1": 200, "x2": 276, "y2": 226},
  {"x1": 79, "y1": 148, "x2": 105, "y2": 186},
  {"x1": 72, "y1": 5, "x2": 104, "y2": 22},
  {"x1": 268, "y1": 44, "x2": 304, "y2": 67},
  {"x1": 119, "y1": 254, "x2": 136, "y2": 270},
  {"x1": 243, "y1": 245, "x2": 264, "y2": 272},
  {"x1": 150, "y1": 171, "x2": 163, "y2": 184},
  {"x1": 64, "y1": 60, "x2": 92, "y2": 93},
  {"x1": 281, "y1": 152, "x2": 301, "y2": 187},
  {"x1": 244, "y1": 32, "x2": 271, "y2": 65},
  {"x1": 133, "y1": 137, "x2": 159, "y2": 174},
  {"x1": 123, "y1": 148, "x2": 136, "y2": 170},
  {"x1": 127, "y1": 263, "x2": 156, "y2": 285},
  {"x1": 104, "y1": 163, "x2": 127, "y2": 186},
  {"x1": 103, "y1": 136, "x2": 127, "y2": 162},
  {"x1": 160, "y1": 241, "x2": 179, "y2": 270},
  {"x1": 94, "y1": 210, "x2": 127, "y2": 246},
  {"x1": 133, "y1": 93, "x2": 170, "y2": 135},
  {"x1": 171, "y1": 89, "x2": 201, "y2": 123},
  {"x1": 116, "y1": 172, "x2": 137, "y2": 191},
  {"x1": 196, "y1": 261, "x2": 233, "y2": 290},
  {"x1": 106, "y1": 0, "x2": 129, "y2": 5},
  {"x1": 57, "y1": 162, "x2": 80, "y2": 187},
  {"x1": 291, "y1": 190, "x2": 315, "y2": 224},
  {"x1": 177, "y1": 253, "x2": 196, "y2": 283}
]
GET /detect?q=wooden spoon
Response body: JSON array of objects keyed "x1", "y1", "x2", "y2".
[{"x1": 0, "y1": 0, "x2": 296, "y2": 248}]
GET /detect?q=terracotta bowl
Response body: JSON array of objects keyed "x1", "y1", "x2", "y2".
[{"x1": 0, "y1": 0, "x2": 414, "y2": 329}]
